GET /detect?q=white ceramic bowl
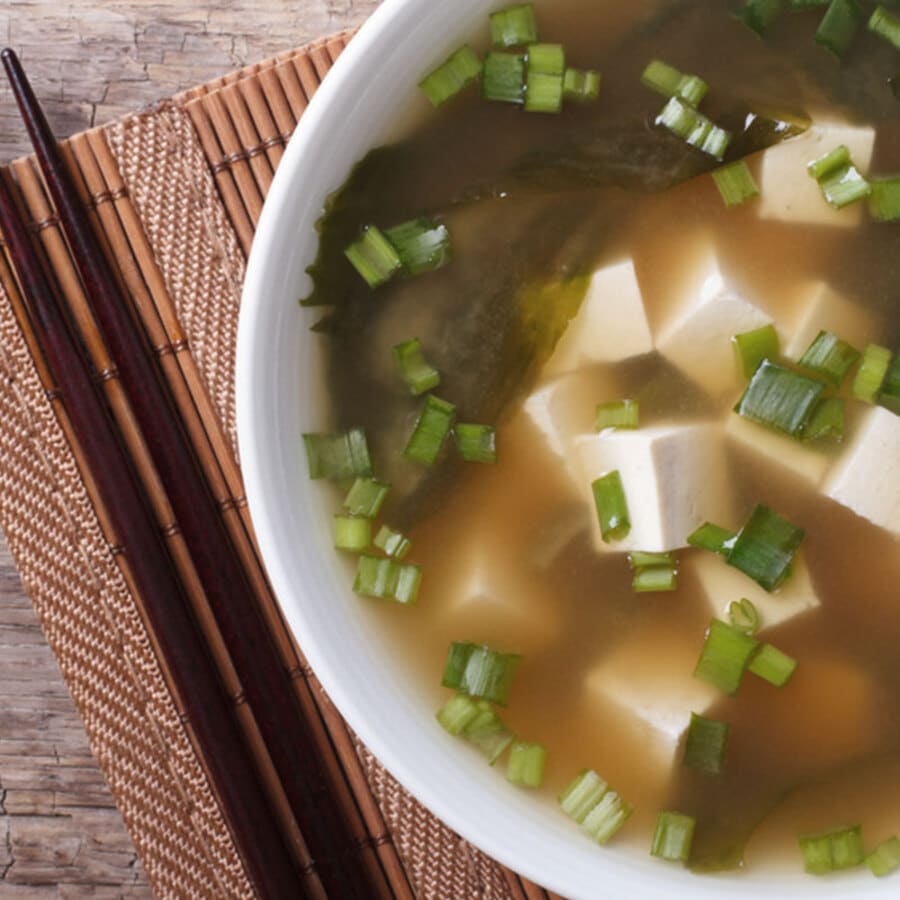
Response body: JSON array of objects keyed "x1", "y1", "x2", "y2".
[{"x1": 237, "y1": 3, "x2": 885, "y2": 897}]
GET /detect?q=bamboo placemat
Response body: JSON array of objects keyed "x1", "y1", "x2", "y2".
[{"x1": 0, "y1": 29, "x2": 561, "y2": 900}]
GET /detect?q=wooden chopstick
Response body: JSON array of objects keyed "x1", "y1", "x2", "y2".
[
  {"x1": 0, "y1": 169, "x2": 304, "y2": 898},
  {"x1": 2, "y1": 49, "x2": 377, "y2": 898}
]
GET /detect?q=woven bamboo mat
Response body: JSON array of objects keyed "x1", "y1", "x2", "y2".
[{"x1": 0, "y1": 29, "x2": 563, "y2": 900}]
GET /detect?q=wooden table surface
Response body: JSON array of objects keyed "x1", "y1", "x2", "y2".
[{"x1": 0, "y1": 2, "x2": 376, "y2": 893}]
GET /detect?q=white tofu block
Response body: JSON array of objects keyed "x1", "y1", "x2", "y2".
[
  {"x1": 823, "y1": 406, "x2": 900, "y2": 538},
  {"x1": 544, "y1": 259, "x2": 653, "y2": 377},
  {"x1": 654, "y1": 242, "x2": 772, "y2": 397},
  {"x1": 758, "y1": 121, "x2": 876, "y2": 228},
  {"x1": 725, "y1": 414, "x2": 830, "y2": 487},
  {"x1": 693, "y1": 551, "x2": 820, "y2": 632},
  {"x1": 784, "y1": 280, "x2": 877, "y2": 360},
  {"x1": 575, "y1": 423, "x2": 732, "y2": 553}
]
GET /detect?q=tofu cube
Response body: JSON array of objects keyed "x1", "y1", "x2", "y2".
[
  {"x1": 823, "y1": 406, "x2": 900, "y2": 538},
  {"x1": 784, "y1": 280, "x2": 877, "y2": 360},
  {"x1": 725, "y1": 414, "x2": 831, "y2": 487},
  {"x1": 575, "y1": 423, "x2": 732, "y2": 553},
  {"x1": 692, "y1": 551, "x2": 820, "y2": 632},
  {"x1": 544, "y1": 258, "x2": 653, "y2": 377},
  {"x1": 654, "y1": 242, "x2": 772, "y2": 397},
  {"x1": 758, "y1": 120, "x2": 876, "y2": 228}
]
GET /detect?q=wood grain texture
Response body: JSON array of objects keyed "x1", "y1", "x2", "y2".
[{"x1": 0, "y1": 1, "x2": 377, "y2": 892}]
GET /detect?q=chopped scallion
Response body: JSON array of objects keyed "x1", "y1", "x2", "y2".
[
  {"x1": 799, "y1": 824, "x2": 864, "y2": 874},
  {"x1": 728, "y1": 598, "x2": 761, "y2": 635},
  {"x1": 807, "y1": 144, "x2": 850, "y2": 181},
  {"x1": 393, "y1": 338, "x2": 441, "y2": 396},
  {"x1": 726, "y1": 504, "x2": 805, "y2": 592},
  {"x1": 343, "y1": 477, "x2": 391, "y2": 518},
  {"x1": 853, "y1": 344, "x2": 892, "y2": 403},
  {"x1": 735, "y1": 0, "x2": 785, "y2": 35},
  {"x1": 683, "y1": 713, "x2": 730, "y2": 776},
  {"x1": 749, "y1": 643, "x2": 798, "y2": 686},
  {"x1": 879, "y1": 354, "x2": 900, "y2": 414},
  {"x1": 694, "y1": 619, "x2": 759, "y2": 695},
  {"x1": 490, "y1": 3, "x2": 538, "y2": 48},
  {"x1": 688, "y1": 522, "x2": 736, "y2": 555},
  {"x1": 419, "y1": 46, "x2": 482, "y2": 107},
  {"x1": 869, "y1": 178, "x2": 900, "y2": 222},
  {"x1": 333, "y1": 515, "x2": 371, "y2": 552},
  {"x1": 582, "y1": 791, "x2": 633, "y2": 845},
  {"x1": 815, "y1": 0, "x2": 865, "y2": 57},
  {"x1": 713, "y1": 160, "x2": 760, "y2": 208},
  {"x1": 483, "y1": 51, "x2": 527, "y2": 104},
  {"x1": 735, "y1": 359, "x2": 825, "y2": 437},
  {"x1": 595, "y1": 399, "x2": 639, "y2": 432},
  {"x1": 651, "y1": 811, "x2": 696, "y2": 862},
  {"x1": 798, "y1": 330, "x2": 861, "y2": 386},
  {"x1": 385, "y1": 218, "x2": 453, "y2": 277},
  {"x1": 628, "y1": 551, "x2": 676, "y2": 569},
  {"x1": 441, "y1": 641, "x2": 522, "y2": 706},
  {"x1": 559, "y1": 769, "x2": 609, "y2": 824},
  {"x1": 656, "y1": 96, "x2": 731, "y2": 160},
  {"x1": 344, "y1": 226, "x2": 402, "y2": 288},
  {"x1": 353, "y1": 555, "x2": 422, "y2": 604},
  {"x1": 507, "y1": 741, "x2": 547, "y2": 788},
  {"x1": 563, "y1": 68, "x2": 601, "y2": 102},
  {"x1": 592, "y1": 471, "x2": 631, "y2": 543},
  {"x1": 437, "y1": 693, "x2": 480, "y2": 735},
  {"x1": 303, "y1": 429, "x2": 373, "y2": 481},
  {"x1": 464, "y1": 701, "x2": 515, "y2": 764},
  {"x1": 733, "y1": 324, "x2": 779, "y2": 379},
  {"x1": 802, "y1": 396, "x2": 845, "y2": 442},
  {"x1": 869, "y1": 5, "x2": 900, "y2": 50},
  {"x1": 374, "y1": 525, "x2": 411, "y2": 560},
  {"x1": 819, "y1": 162, "x2": 872, "y2": 209},
  {"x1": 866, "y1": 836, "x2": 900, "y2": 877},
  {"x1": 641, "y1": 60, "x2": 708, "y2": 106},
  {"x1": 632, "y1": 566, "x2": 679, "y2": 593},
  {"x1": 525, "y1": 71, "x2": 564, "y2": 113},
  {"x1": 404, "y1": 395, "x2": 457, "y2": 465},
  {"x1": 527, "y1": 43, "x2": 564, "y2": 75},
  {"x1": 454, "y1": 424, "x2": 498, "y2": 463}
]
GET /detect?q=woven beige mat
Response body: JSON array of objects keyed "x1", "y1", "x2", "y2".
[{"x1": 0, "y1": 31, "x2": 560, "y2": 900}]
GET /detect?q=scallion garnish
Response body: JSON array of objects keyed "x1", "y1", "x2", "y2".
[
  {"x1": 807, "y1": 144, "x2": 850, "y2": 181},
  {"x1": 632, "y1": 565, "x2": 679, "y2": 593},
  {"x1": 799, "y1": 824, "x2": 865, "y2": 874},
  {"x1": 595, "y1": 400, "x2": 639, "y2": 432},
  {"x1": 853, "y1": 344, "x2": 893, "y2": 403},
  {"x1": 879, "y1": 354, "x2": 900, "y2": 414},
  {"x1": 404, "y1": 395, "x2": 457, "y2": 465},
  {"x1": 441, "y1": 641, "x2": 522, "y2": 706},
  {"x1": 815, "y1": 0, "x2": 865, "y2": 57},
  {"x1": 869, "y1": 178, "x2": 900, "y2": 222},
  {"x1": 735, "y1": 359, "x2": 825, "y2": 436},
  {"x1": 344, "y1": 226, "x2": 402, "y2": 288},
  {"x1": 559, "y1": 770, "x2": 609, "y2": 824},
  {"x1": 483, "y1": 51, "x2": 527, "y2": 104},
  {"x1": 749, "y1": 643, "x2": 798, "y2": 686},
  {"x1": 628, "y1": 551, "x2": 676, "y2": 568},
  {"x1": 728, "y1": 598, "x2": 761, "y2": 635},
  {"x1": 524, "y1": 44, "x2": 565, "y2": 113},
  {"x1": 393, "y1": 338, "x2": 441, "y2": 396},
  {"x1": 385, "y1": 218, "x2": 453, "y2": 277},
  {"x1": 419, "y1": 46, "x2": 482, "y2": 107},
  {"x1": 333, "y1": 515, "x2": 371, "y2": 553},
  {"x1": 641, "y1": 60, "x2": 708, "y2": 106},
  {"x1": 651, "y1": 811, "x2": 696, "y2": 862},
  {"x1": 726, "y1": 505, "x2": 805, "y2": 591},
  {"x1": 527, "y1": 43, "x2": 564, "y2": 74},
  {"x1": 436, "y1": 693, "x2": 480, "y2": 735},
  {"x1": 866, "y1": 836, "x2": 900, "y2": 877},
  {"x1": 733, "y1": 324, "x2": 779, "y2": 379},
  {"x1": 592, "y1": 471, "x2": 631, "y2": 543},
  {"x1": 455, "y1": 424, "x2": 498, "y2": 463},
  {"x1": 303, "y1": 429, "x2": 373, "y2": 481},
  {"x1": 798, "y1": 330, "x2": 861, "y2": 387},
  {"x1": 464, "y1": 701, "x2": 515, "y2": 764},
  {"x1": 808, "y1": 144, "x2": 871, "y2": 208},
  {"x1": 869, "y1": 5, "x2": 900, "y2": 51},
  {"x1": 735, "y1": 0, "x2": 785, "y2": 35},
  {"x1": 563, "y1": 68, "x2": 601, "y2": 102},
  {"x1": 802, "y1": 396, "x2": 845, "y2": 442},
  {"x1": 656, "y1": 96, "x2": 732, "y2": 160},
  {"x1": 688, "y1": 522, "x2": 736, "y2": 555},
  {"x1": 507, "y1": 741, "x2": 547, "y2": 788},
  {"x1": 490, "y1": 3, "x2": 538, "y2": 48},
  {"x1": 582, "y1": 791, "x2": 633, "y2": 845},
  {"x1": 683, "y1": 713, "x2": 730, "y2": 775},
  {"x1": 694, "y1": 619, "x2": 759, "y2": 695},
  {"x1": 343, "y1": 477, "x2": 391, "y2": 518},
  {"x1": 353, "y1": 555, "x2": 422, "y2": 604},
  {"x1": 712, "y1": 160, "x2": 760, "y2": 208},
  {"x1": 374, "y1": 525, "x2": 411, "y2": 560}
]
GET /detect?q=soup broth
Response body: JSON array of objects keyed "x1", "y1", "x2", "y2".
[{"x1": 308, "y1": 0, "x2": 900, "y2": 872}]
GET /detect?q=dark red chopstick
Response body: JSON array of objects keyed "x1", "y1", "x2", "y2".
[
  {"x1": 0, "y1": 170, "x2": 304, "y2": 898},
  {"x1": 2, "y1": 48, "x2": 376, "y2": 899}
]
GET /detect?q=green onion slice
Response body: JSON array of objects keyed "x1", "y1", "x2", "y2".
[
  {"x1": 374, "y1": 525, "x2": 411, "y2": 560},
  {"x1": 393, "y1": 338, "x2": 441, "y2": 396},
  {"x1": 656, "y1": 96, "x2": 732, "y2": 160},
  {"x1": 749, "y1": 643, "x2": 798, "y2": 687},
  {"x1": 464, "y1": 701, "x2": 515, "y2": 764},
  {"x1": 728, "y1": 598, "x2": 761, "y2": 635},
  {"x1": 525, "y1": 71, "x2": 564, "y2": 113},
  {"x1": 490, "y1": 3, "x2": 538, "y2": 48},
  {"x1": 353, "y1": 555, "x2": 422, "y2": 604},
  {"x1": 733, "y1": 324, "x2": 779, "y2": 379},
  {"x1": 333, "y1": 515, "x2": 371, "y2": 553},
  {"x1": 582, "y1": 791, "x2": 633, "y2": 845},
  {"x1": 437, "y1": 693, "x2": 480, "y2": 735},
  {"x1": 683, "y1": 713, "x2": 730, "y2": 776},
  {"x1": 632, "y1": 566, "x2": 679, "y2": 593},
  {"x1": 853, "y1": 344, "x2": 892, "y2": 404},
  {"x1": 507, "y1": 741, "x2": 547, "y2": 788},
  {"x1": 559, "y1": 770, "x2": 609, "y2": 824},
  {"x1": 343, "y1": 477, "x2": 391, "y2": 518},
  {"x1": 803, "y1": 396, "x2": 845, "y2": 442},
  {"x1": 735, "y1": 359, "x2": 825, "y2": 437},
  {"x1": 595, "y1": 400, "x2": 639, "y2": 432},
  {"x1": 798, "y1": 330, "x2": 861, "y2": 387},
  {"x1": 713, "y1": 160, "x2": 760, "y2": 208},
  {"x1": 799, "y1": 824, "x2": 864, "y2": 874},
  {"x1": 807, "y1": 144, "x2": 851, "y2": 181},
  {"x1": 879, "y1": 354, "x2": 900, "y2": 414},
  {"x1": 527, "y1": 43, "x2": 564, "y2": 75},
  {"x1": 688, "y1": 522, "x2": 736, "y2": 555},
  {"x1": 404, "y1": 395, "x2": 457, "y2": 465},
  {"x1": 483, "y1": 51, "x2": 527, "y2": 104},
  {"x1": 303, "y1": 429, "x2": 373, "y2": 481},
  {"x1": 726, "y1": 505, "x2": 805, "y2": 592},
  {"x1": 344, "y1": 225, "x2": 402, "y2": 288},
  {"x1": 441, "y1": 641, "x2": 522, "y2": 707},
  {"x1": 385, "y1": 218, "x2": 453, "y2": 277},
  {"x1": 641, "y1": 60, "x2": 708, "y2": 106},
  {"x1": 592, "y1": 471, "x2": 631, "y2": 543},
  {"x1": 869, "y1": 5, "x2": 900, "y2": 51},
  {"x1": 819, "y1": 163, "x2": 872, "y2": 209},
  {"x1": 651, "y1": 811, "x2": 696, "y2": 862},
  {"x1": 869, "y1": 178, "x2": 900, "y2": 222},
  {"x1": 628, "y1": 551, "x2": 676, "y2": 569},
  {"x1": 563, "y1": 68, "x2": 601, "y2": 102},
  {"x1": 694, "y1": 619, "x2": 760, "y2": 695},
  {"x1": 455, "y1": 424, "x2": 498, "y2": 464},
  {"x1": 419, "y1": 46, "x2": 482, "y2": 107},
  {"x1": 866, "y1": 836, "x2": 900, "y2": 877},
  {"x1": 816, "y1": 0, "x2": 865, "y2": 57},
  {"x1": 735, "y1": 0, "x2": 785, "y2": 34}
]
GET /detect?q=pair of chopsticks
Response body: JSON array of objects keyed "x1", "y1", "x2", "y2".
[{"x1": 0, "y1": 50, "x2": 376, "y2": 899}]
